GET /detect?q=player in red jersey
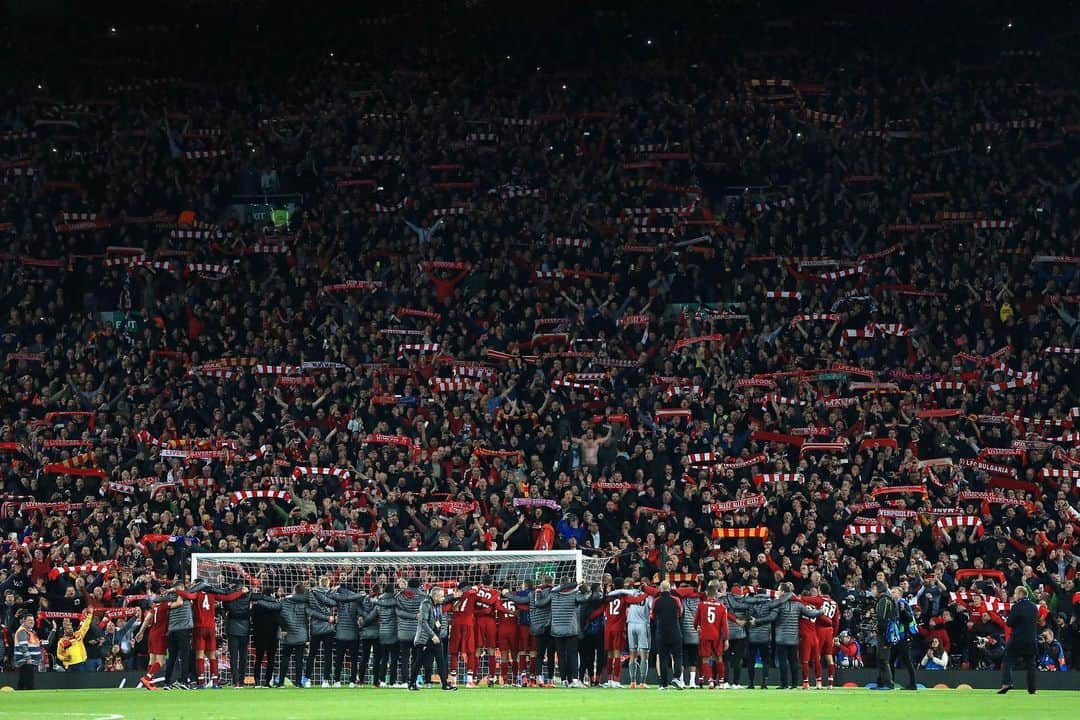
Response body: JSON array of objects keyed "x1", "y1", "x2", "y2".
[
  {"x1": 798, "y1": 586, "x2": 824, "y2": 689},
  {"x1": 813, "y1": 584, "x2": 840, "y2": 688},
  {"x1": 176, "y1": 582, "x2": 247, "y2": 688},
  {"x1": 449, "y1": 582, "x2": 478, "y2": 686},
  {"x1": 694, "y1": 580, "x2": 731, "y2": 689},
  {"x1": 134, "y1": 598, "x2": 172, "y2": 690},
  {"x1": 472, "y1": 577, "x2": 500, "y2": 686},
  {"x1": 599, "y1": 578, "x2": 634, "y2": 687},
  {"x1": 494, "y1": 593, "x2": 519, "y2": 685}
]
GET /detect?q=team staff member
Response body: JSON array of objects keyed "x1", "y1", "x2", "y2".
[
  {"x1": 652, "y1": 581, "x2": 685, "y2": 690},
  {"x1": 999, "y1": 586, "x2": 1039, "y2": 695},
  {"x1": 14, "y1": 614, "x2": 42, "y2": 690},
  {"x1": 408, "y1": 586, "x2": 457, "y2": 691},
  {"x1": 223, "y1": 587, "x2": 254, "y2": 688},
  {"x1": 163, "y1": 582, "x2": 195, "y2": 688}
]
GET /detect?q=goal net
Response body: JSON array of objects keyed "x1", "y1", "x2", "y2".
[{"x1": 191, "y1": 550, "x2": 610, "y2": 686}]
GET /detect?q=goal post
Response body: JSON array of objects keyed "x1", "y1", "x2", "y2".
[{"x1": 190, "y1": 550, "x2": 610, "y2": 686}]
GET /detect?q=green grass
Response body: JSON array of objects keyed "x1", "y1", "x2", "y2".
[{"x1": 0, "y1": 687, "x2": 1075, "y2": 720}]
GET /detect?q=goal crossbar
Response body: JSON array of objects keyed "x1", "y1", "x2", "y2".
[{"x1": 192, "y1": 550, "x2": 609, "y2": 585}]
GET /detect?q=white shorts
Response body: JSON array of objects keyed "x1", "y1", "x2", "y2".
[{"x1": 628, "y1": 623, "x2": 650, "y2": 652}]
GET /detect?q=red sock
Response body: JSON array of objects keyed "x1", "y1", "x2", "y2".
[
  {"x1": 493, "y1": 652, "x2": 501, "y2": 680},
  {"x1": 800, "y1": 662, "x2": 810, "y2": 685},
  {"x1": 611, "y1": 656, "x2": 621, "y2": 681},
  {"x1": 467, "y1": 654, "x2": 478, "y2": 677},
  {"x1": 716, "y1": 659, "x2": 725, "y2": 683},
  {"x1": 145, "y1": 661, "x2": 161, "y2": 678},
  {"x1": 701, "y1": 661, "x2": 711, "y2": 683},
  {"x1": 210, "y1": 657, "x2": 219, "y2": 682},
  {"x1": 196, "y1": 658, "x2": 207, "y2": 683},
  {"x1": 812, "y1": 657, "x2": 822, "y2": 684}
]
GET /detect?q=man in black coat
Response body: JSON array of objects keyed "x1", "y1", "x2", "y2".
[
  {"x1": 652, "y1": 581, "x2": 685, "y2": 690},
  {"x1": 998, "y1": 586, "x2": 1038, "y2": 695},
  {"x1": 223, "y1": 589, "x2": 253, "y2": 687},
  {"x1": 250, "y1": 590, "x2": 280, "y2": 687}
]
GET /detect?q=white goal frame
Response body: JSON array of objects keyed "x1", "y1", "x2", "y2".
[{"x1": 192, "y1": 549, "x2": 606, "y2": 584}]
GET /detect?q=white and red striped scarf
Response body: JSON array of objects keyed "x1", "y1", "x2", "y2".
[
  {"x1": 673, "y1": 333, "x2": 725, "y2": 351},
  {"x1": 247, "y1": 243, "x2": 292, "y2": 255},
  {"x1": 551, "y1": 236, "x2": 590, "y2": 248},
  {"x1": 398, "y1": 343, "x2": 440, "y2": 356},
  {"x1": 843, "y1": 524, "x2": 893, "y2": 536},
  {"x1": 800, "y1": 441, "x2": 848, "y2": 455},
  {"x1": 431, "y1": 206, "x2": 469, "y2": 218},
  {"x1": 930, "y1": 380, "x2": 967, "y2": 391},
  {"x1": 171, "y1": 229, "x2": 222, "y2": 240},
  {"x1": 355, "y1": 154, "x2": 403, "y2": 164},
  {"x1": 849, "y1": 381, "x2": 900, "y2": 392},
  {"x1": 936, "y1": 515, "x2": 984, "y2": 536},
  {"x1": 753, "y1": 473, "x2": 805, "y2": 484},
  {"x1": 550, "y1": 378, "x2": 603, "y2": 393},
  {"x1": 655, "y1": 408, "x2": 693, "y2": 421},
  {"x1": 1040, "y1": 467, "x2": 1080, "y2": 479},
  {"x1": 323, "y1": 280, "x2": 385, "y2": 292},
  {"x1": 453, "y1": 364, "x2": 496, "y2": 379},
  {"x1": 710, "y1": 494, "x2": 768, "y2": 514},
  {"x1": 765, "y1": 290, "x2": 801, "y2": 300},
  {"x1": 664, "y1": 384, "x2": 701, "y2": 401},
  {"x1": 430, "y1": 377, "x2": 484, "y2": 392},
  {"x1": 183, "y1": 149, "x2": 229, "y2": 160},
  {"x1": 486, "y1": 349, "x2": 541, "y2": 364},
  {"x1": 187, "y1": 262, "x2": 234, "y2": 276},
  {"x1": 500, "y1": 186, "x2": 544, "y2": 200},
  {"x1": 48, "y1": 560, "x2": 116, "y2": 579},
  {"x1": 291, "y1": 467, "x2": 351, "y2": 482},
  {"x1": 686, "y1": 452, "x2": 720, "y2": 466},
  {"x1": 791, "y1": 313, "x2": 839, "y2": 324},
  {"x1": 101, "y1": 481, "x2": 137, "y2": 495},
  {"x1": 762, "y1": 394, "x2": 806, "y2": 406},
  {"x1": 987, "y1": 376, "x2": 1038, "y2": 393},
  {"x1": 373, "y1": 197, "x2": 411, "y2": 213},
  {"x1": 812, "y1": 264, "x2": 864, "y2": 282},
  {"x1": 252, "y1": 364, "x2": 302, "y2": 375},
  {"x1": 714, "y1": 454, "x2": 769, "y2": 471},
  {"x1": 230, "y1": 490, "x2": 291, "y2": 504}
]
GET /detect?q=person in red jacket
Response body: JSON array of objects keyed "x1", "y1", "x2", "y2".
[{"x1": 424, "y1": 264, "x2": 471, "y2": 304}]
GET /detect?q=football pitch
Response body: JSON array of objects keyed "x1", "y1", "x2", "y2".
[{"x1": 0, "y1": 687, "x2": 1076, "y2": 720}]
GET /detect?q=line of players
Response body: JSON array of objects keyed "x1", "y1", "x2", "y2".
[{"x1": 130, "y1": 573, "x2": 841, "y2": 690}]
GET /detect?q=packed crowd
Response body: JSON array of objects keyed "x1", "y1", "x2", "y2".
[{"x1": 1, "y1": 1, "x2": 1079, "y2": 685}]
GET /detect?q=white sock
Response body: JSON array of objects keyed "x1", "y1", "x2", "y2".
[{"x1": 689, "y1": 670, "x2": 696, "y2": 686}]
